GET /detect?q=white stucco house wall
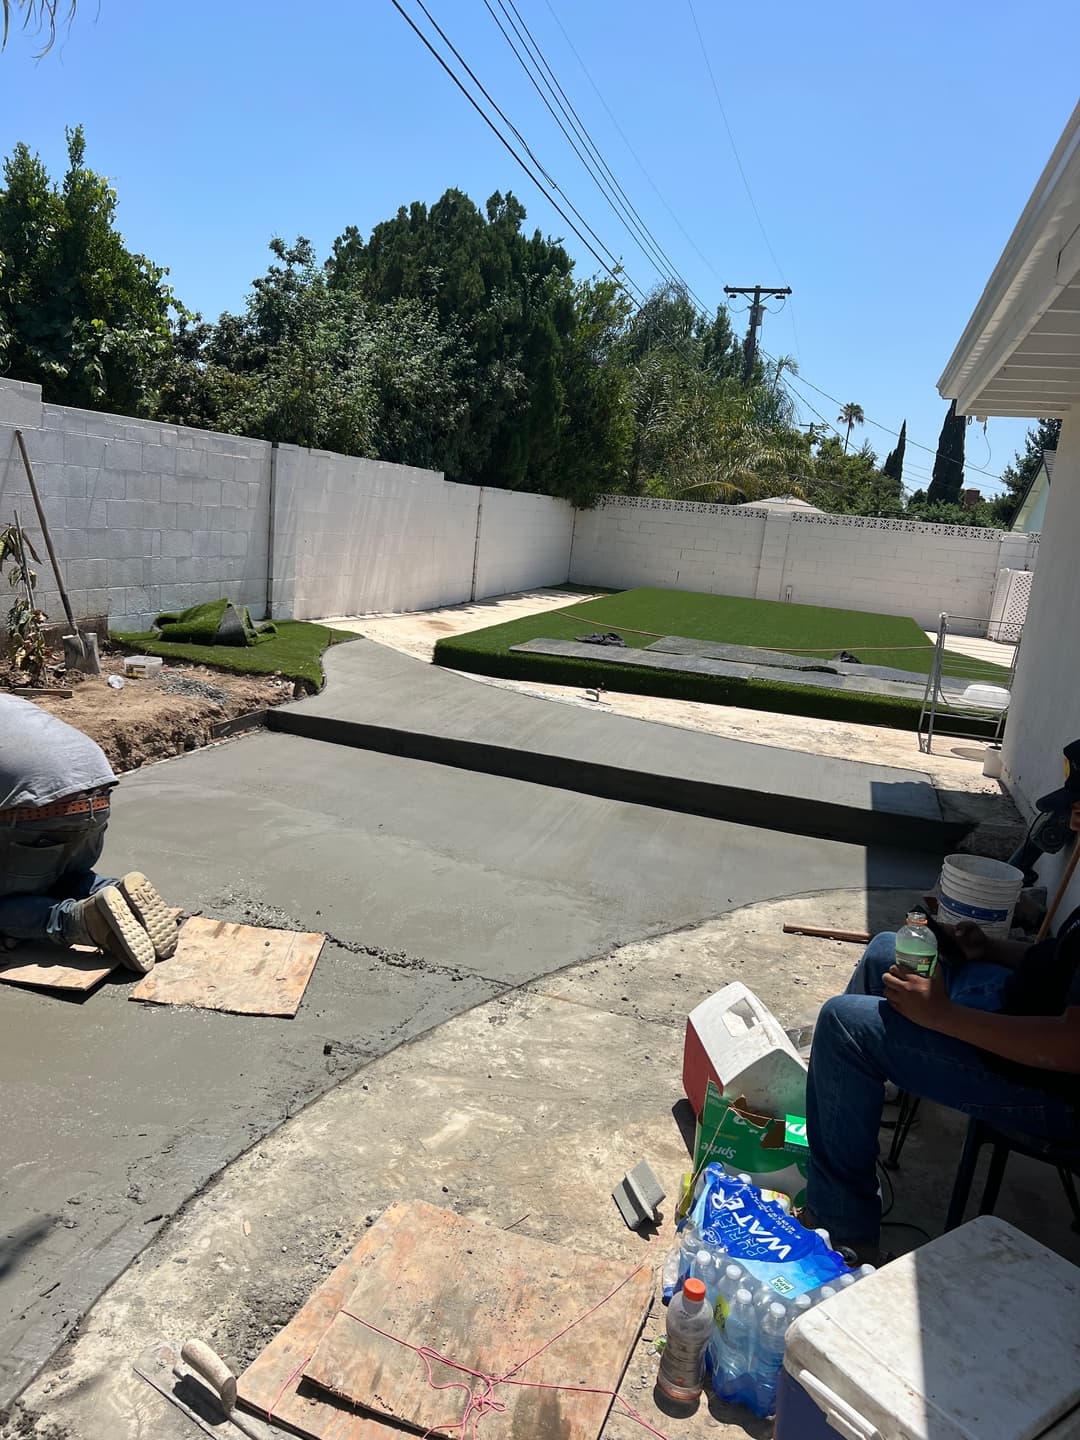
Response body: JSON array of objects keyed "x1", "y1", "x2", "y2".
[{"x1": 938, "y1": 98, "x2": 1080, "y2": 912}]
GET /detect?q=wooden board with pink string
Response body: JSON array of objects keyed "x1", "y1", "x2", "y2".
[{"x1": 236, "y1": 1200, "x2": 655, "y2": 1440}]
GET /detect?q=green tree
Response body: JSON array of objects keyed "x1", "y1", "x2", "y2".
[
  {"x1": 882, "y1": 419, "x2": 906, "y2": 489},
  {"x1": 927, "y1": 398, "x2": 966, "y2": 504},
  {"x1": 0, "y1": 128, "x2": 180, "y2": 412},
  {"x1": 837, "y1": 401, "x2": 864, "y2": 453}
]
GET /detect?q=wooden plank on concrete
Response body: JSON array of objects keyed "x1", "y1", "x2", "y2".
[
  {"x1": 237, "y1": 1203, "x2": 413, "y2": 1439},
  {"x1": 0, "y1": 943, "x2": 117, "y2": 993},
  {"x1": 129, "y1": 917, "x2": 324, "y2": 1017},
  {"x1": 304, "y1": 1200, "x2": 653, "y2": 1440}
]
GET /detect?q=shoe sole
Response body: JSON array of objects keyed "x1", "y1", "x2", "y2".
[
  {"x1": 119, "y1": 872, "x2": 178, "y2": 960},
  {"x1": 95, "y1": 887, "x2": 156, "y2": 974}
]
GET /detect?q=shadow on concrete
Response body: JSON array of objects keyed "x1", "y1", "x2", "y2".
[{"x1": 0, "y1": 1217, "x2": 54, "y2": 1283}]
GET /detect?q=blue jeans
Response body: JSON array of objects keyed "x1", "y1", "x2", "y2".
[
  {"x1": 805, "y1": 933, "x2": 1078, "y2": 1243},
  {"x1": 0, "y1": 812, "x2": 116, "y2": 945}
]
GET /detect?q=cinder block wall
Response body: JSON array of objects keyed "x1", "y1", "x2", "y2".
[
  {"x1": 272, "y1": 447, "x2": 483, "y2": 620},
  {"x1": 568, "y1": 497, "x2": 1039, "y2": 633},
  {"x1": 0, "y1": 379, "x2": 1039, "y2": 634},
  {"x1": 0, "y1": 379, "x2": 272, "y2": 631},
  {"x1": 472, "y1": 488, "x2": 575, "y2": 599}
]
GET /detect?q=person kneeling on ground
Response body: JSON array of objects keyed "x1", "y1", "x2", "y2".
[
  {"x1": 803, "y1": 754, "x2": 1080, "y2": 1264},
  {"x1": 0, "y1": 694, "x2": 178, "y2": 972}
]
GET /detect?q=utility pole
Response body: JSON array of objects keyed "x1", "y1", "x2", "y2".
[{"x1": 723, "y1": 284, "x2": 792, "y2": 385}]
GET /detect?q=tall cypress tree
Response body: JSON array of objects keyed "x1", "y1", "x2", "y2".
[
  {"x1": 927, "y1": 400, "x2": 966, "y2": 503},
  {"x1": 882, "y1": 419, "x2": 907, "y2": 489}
]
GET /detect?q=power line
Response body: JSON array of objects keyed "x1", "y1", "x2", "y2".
[
  {"x1": 484, "y1": 0, "x2": 707, "y2": 307},
  {"x1": 685, "y1": 0, "x2": 786, "y2": 281},
  {"x1": 391, "y1": 0, "x2": 722, "y2": 380},
  {"x1": 541, "y1": 0, "x2": 729, "y2": 292},
  {"x1": 390, "y1": 0, "x2": 643, "y2": 301},
  {"x1": 774, "y1": 359, "x2": 1008, "y2": 488}
]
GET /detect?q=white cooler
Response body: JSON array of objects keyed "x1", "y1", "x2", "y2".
[{"x1": 774, "y1": 1216, "x2": 1080, "y2": 1440}]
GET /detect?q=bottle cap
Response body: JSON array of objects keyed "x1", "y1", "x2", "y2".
[
  {"x1": 735, "y1": 1288, "x2": 753, "y2": 1304},
  {"x1": 905, "y1": 910, "x2": 928, "y2": 924},
  {"x1": 682, "y1": 1277, "x2": 706, "y2": 1304},
  {"x1": 725, "y1": 1264, "x2": 742, "y2": 1279},
  {"x1": 768, "y1": 1303, "x2": 786, "y2": 1318}
]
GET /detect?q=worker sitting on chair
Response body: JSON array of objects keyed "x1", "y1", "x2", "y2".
[
  {"x1": 0, "y1": 694, "x2": 177, "y2": 972},
  {"x1": 803, "y1": 738, "x2": 1080, "y2": 1264}
]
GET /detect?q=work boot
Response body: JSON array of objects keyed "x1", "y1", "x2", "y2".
[
  {"x1": 118, "y1": 872, "x2": 179, "y2": 960},
  {"x1": 70, "y1": 887, "x2": 155, "y2": 974}
]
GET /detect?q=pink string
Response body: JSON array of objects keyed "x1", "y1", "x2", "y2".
[{"x1": 327, "y1": 1261, "x2": 672, "y2": 1440}]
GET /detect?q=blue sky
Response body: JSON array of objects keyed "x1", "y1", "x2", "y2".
[{"x1": 3, "y1": 0, "x2": 1079, "y2": 495}]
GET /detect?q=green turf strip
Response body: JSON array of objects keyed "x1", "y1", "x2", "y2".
[
  {"x1": 434, "y1": 588, "x2": 1009, "y2": 732},
  {"x1": 111, "y1": 620, "x2": 353, "y2": 689}
]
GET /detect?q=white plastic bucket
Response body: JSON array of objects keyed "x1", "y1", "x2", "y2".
[{"x1": 938, "y1": 853, "x2": 1023, "y2": 938}]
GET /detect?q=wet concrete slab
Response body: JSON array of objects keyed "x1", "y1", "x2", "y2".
[
  {"x1": 0, "y1": 731, "x2": 936, "y2": 1409},
  {"x1": 272, "y1": 641, "x2": 952, "y2": 851}
]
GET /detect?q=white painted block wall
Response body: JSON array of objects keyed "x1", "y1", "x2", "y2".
[
  {"x1": 0, "y1": 379, "x2": 272, "y2": 632},
  {"x1": 472, "y1": 488, "x2": 574, "y2": 599},
  {"x1": 273, "y1": 447, "x2": 480, "y2": 620},
  {"x1": 568, "y1": 497, "x2": 1039, "y2": 633}
]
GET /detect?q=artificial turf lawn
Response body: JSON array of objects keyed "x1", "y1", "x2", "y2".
[
  {"x1": 433, "y1": 587, "x2": 1010, "y2": 732},
  {"x1": 111, "y1": 620, "x2": 353, "y2": 689}
]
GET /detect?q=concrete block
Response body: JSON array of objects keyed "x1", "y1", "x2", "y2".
[
  {"x1": 175, "y1": 503, "x2": 212, "y2": 530},
  {"x1": 216, "y1": 506, "x2": 251, "y2": 531},
  {"x1": 86, "y1": 471, "x2": 128, "y2": 501},
  {"x1": 67, "y1": 558, "x2": 108, "y2": 590},
  {"x1": 221, "y1": 530, "x2": 249, "y2": 557},
  {"x1": 204, "y1": 449, "x2": 237, "y2": 482},
  {"x1": 141, "y1": 444, "x2": 177, "y2": 474},
  {"x1": 192, "y1": 478, "x2": 223, "y2": 506},
  {"x1": 191, "y1": 530, "x2": 223, "y2": 558},
  {"x1": 63, "y1": 432, "x2": 107, "y2": 468},
  {"x1": 162, "y1": 475, "x2": 195, "y2": 504},
  {"x1": 175, "y1": 447, "x2": 208, "y2": 478},
  {"x1": 108, "y1": 556, "x2": 148, "y2": 587},
  {"x1": 161, "y1": 530, "x2": 195, "y2": 559},
  {"x1": 123, "y1": 470, "x2": 162, "y2": 502},
  {"x1": 103, "y1": 439, "x2": 141, "y2": 470}
]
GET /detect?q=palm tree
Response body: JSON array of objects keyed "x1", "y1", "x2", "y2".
[
  {"x1": 838, "y1": 402, "x2": 865, "y2": 453},
  {"x1": 1, "y1": 1, "x2": 73, "y2": 52}
]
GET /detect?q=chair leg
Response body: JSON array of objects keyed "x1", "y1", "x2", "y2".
[
  {"x1": 945, "y1": 1117, "x2": 984, "y2": 1231},
  {"x1": 979, "y1": 1143, "x2": 1010, "y2": 1216},
  {"x1": 884, "y1": 1093, "x2": 921, "y2": 1170},
  {"x1": 1058, "y1": 1168, "x2": 1080, "y2": 1235}
]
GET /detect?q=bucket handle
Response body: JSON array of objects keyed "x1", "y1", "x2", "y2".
[{"x1": 794, "y1": 1369, "x2": 883, "y2": 1440}]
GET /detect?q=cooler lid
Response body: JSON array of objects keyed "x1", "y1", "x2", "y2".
[{"x1": 782, "y1": 1217, "x2": 1080, "y2": 1440}]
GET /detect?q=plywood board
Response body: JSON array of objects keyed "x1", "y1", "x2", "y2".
[
  {"x1": 237, "y1": 1203, "x2": 413, "y2": 1439},
  {"x1": 129, "y1": 917, "x2": 324, "y2": 1017},
  {"x1": 0, "y1": 942, "x2": 117, "y2": 993},
  {"x1": 304, "y1": 1201, "x2": 653, "y2": 1440}
]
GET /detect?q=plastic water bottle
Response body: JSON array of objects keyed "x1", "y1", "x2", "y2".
[
  {"x1": 895, "y1": 910, "x2": 939, "y2": 978},
  {"x1": 751, "y1": 1302, "x2": 789, "y2": 1416},
  {"x1": 656, "y1": 1277, "x2": 713, "y2": 1404},
  {"x1": 693, "y1": 1248, "x2": 718, "y2": 1302},
  {"x1": 717, "y1": 1288, "x2": 757, "y2": 1400},
  {"x1": 714, "y1": 1262, "x2": 745, "y2": 1321},
  {"x1": 677, "y1": 1223, "x2": 702, "y2": 1282},
  {"x1": 837, "y1": 1273, "x2": 857, "y2": 1292},
  {"x1": 753, "y1": 1282, "x2": 778, "y2": 1313},
  {"x1": 788, "y1": 1293, "x2": 812, "y2": 1323},
  {"x1": 661, "y1": 1247, "x2": 681, "y2": 1301}
]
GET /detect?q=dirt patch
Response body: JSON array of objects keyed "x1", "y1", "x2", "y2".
[{"x1": 10, "y1": 663, "x2": 294, "y2": 773}]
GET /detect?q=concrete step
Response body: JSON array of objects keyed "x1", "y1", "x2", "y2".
[{"x1": 270, "y1": 639, "x2": 963, "y2": 853}]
